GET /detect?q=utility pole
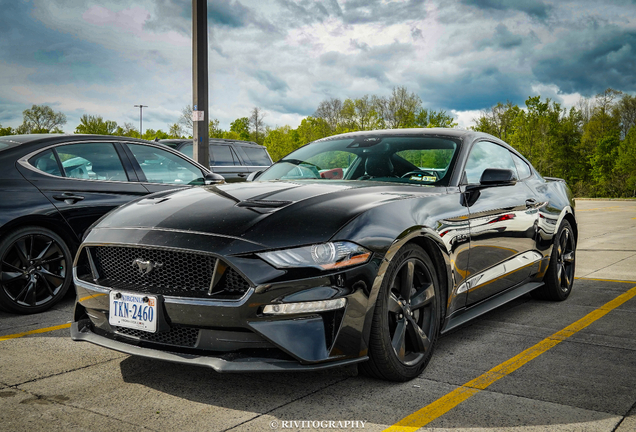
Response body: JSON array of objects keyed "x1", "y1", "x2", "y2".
[
  {"x1": 192, "y1": 0, "x2": 209, "y2": 168},
  {"x1": 134, "y1": 104, "x2": 147, "y2": 138}
]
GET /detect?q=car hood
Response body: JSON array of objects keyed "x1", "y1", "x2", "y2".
[{"x1": 95, "y1": 180, "x2": 445, "y2": 251}]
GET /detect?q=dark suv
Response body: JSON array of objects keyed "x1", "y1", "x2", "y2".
[{"x1": 160, "y1": 139, "x2": 273, "y2": 182}]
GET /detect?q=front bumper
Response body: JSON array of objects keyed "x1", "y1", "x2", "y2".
[
  {"x1": 71, "y1": 321, "x2": 367, "y2": 372},
  {"x1": 72, "y1": 237, "x2": 381, "y2": 370}
]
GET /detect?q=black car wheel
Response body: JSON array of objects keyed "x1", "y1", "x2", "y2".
[
  {"x1": 362, "y1": 244, "x2": 441, "y2": 381},
  {"x1": 532, "y1": 220, "x2": 576, "y2": 301},
  {"x1": 0, "y1": 226, "x2": 72, "y2": 314}
]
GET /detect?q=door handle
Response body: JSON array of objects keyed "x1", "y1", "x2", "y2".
[
  {"x1": 237, "y1": 173, "x2": 248, "y2": 177},
  {"x1": 52, "y1": 193, "x2": 85, "y2": 204},
  {"x1": 525, "y1": 198, "x2": 537, "y2": 208}
]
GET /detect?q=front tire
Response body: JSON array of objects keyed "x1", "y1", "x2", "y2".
[
  {"x1": 0, "y1": 226, "x2": 73, "y2": 314},
  {"x1": 532, "y1": 220, "x2": 576, "y2": 301},
  {"x1": 361, "y1": 244, "x2": 442, "y2": 381}
]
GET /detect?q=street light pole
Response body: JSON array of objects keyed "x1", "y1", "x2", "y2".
[
  {"x1": 192, "y1": 0, "x2": 209, "y2": 169},
  {"x1": 134, "y1": 104, "x2": 147, "y2": 138}
]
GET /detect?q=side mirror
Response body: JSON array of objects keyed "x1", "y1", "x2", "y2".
[
  {"x1": 204, "y1": 172, "x2": 225, "y2": 185},
  {"x1": 466, "y1": 168, "x2": 516, "y2": 191},
  {"x1": 246, "y1": 170, "x2": 263, "y2": 182},
  {"x1": 480, "y1": 168, "x2": 516, "y2": 186}
]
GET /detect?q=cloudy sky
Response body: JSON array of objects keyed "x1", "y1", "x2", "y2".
[{"x1": 1, "y1": 0, "x2": 635, "y2": 133}]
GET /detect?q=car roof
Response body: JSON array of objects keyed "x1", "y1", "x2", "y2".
[{"x1": 158, "y1": 138, "x2": 266, "y2": 148}]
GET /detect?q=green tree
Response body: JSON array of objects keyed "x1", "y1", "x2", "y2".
[
  {"x1": 75, "y1": 115, "x2": 117, "y2": 135},
  {"x1": 142, "y1": 129, "x2": 169, "y2": 141},
  {"x1": 114, "y1": 123, "x2": 140, "y2": 138},
  {"x1": 472, "y1": 101, "x2": 520, "y2": 141},
  {"x1": 296, "y1": 116, "x2": 332, "y2": 145},
  {"x1": 263, "y1": 125, "x2": 301, "y2": 161},
  {"x1": 615, "y1": 126, "x2": 636, "y2": 196},
  {"x1": 20, "y1": 104, "x2": 66, "y2": 133},
  {"x1": 0, "y1": 124, "x2": 14, "y2": 136},
  {"x1": 209, "y1": 119, "x2": 224, "y2": 138},
  {"x1": 372, "y1": 86, "x2": 422, "y2": 129},
  {"x1": 168, "y1": 123, "x2": 184, "y2": 138},
  {"x1": 230, "y1": 117, "x2": 250, "y2": 140},
  {"x1": 616, "y1": 94, "x2": 636, "y2": 139},
  {"x1": 415, "y1": 109, "x2": 457, "y2": 128},
  {"x1": 314, "y1": 98, "x2": 343, "y2": 132}
]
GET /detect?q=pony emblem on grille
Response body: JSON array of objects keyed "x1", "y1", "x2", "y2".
[{"x1": 132, "y1": 258, "x2": 163, "y2": 276}]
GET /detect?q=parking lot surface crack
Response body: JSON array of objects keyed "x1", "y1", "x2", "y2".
[{"x1": 612, "y1": 399, "x2": 636, "y2": 431}]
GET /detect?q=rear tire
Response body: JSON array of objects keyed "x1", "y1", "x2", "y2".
[
  {"x1": 532, "y1": 220, "x2": 576, "y2": 301},
  {"x1": 0, "y1": 226, "x2": 72, "y2": 314},
  {"x1": 361, "y1": 244, "x2": 442, "y2": 381}
]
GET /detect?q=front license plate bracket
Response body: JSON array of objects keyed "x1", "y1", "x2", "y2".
[{"x1": 109, "y1": 291, "x2": 170, "y2": 334}]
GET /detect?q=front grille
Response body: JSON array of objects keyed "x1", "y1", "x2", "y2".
[
  {"x1": 115, "y1": 325, "x2": 200, "y2": 347},
  {"x1": 90, "y1": 246, "x2": 250, "y2": 299}
]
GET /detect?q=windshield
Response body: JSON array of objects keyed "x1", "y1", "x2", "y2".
[{"x1": 258, "y1": 135, "x2": 459, "y2": 186}]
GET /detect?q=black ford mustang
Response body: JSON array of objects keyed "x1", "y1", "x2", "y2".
[{"x1": 71, "y1": 129, "x2": 576, "y2": 381}]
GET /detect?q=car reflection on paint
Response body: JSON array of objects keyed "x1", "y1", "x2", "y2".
[{"x1": 71, "y1": 128, "x2": 577, "y2": 381}]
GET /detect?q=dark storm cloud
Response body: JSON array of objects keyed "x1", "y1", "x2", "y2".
[
  {"x1": 348, "y1": 65, "x2": 389, "y2": 83},
  {"x1": 461, "y1": 0, "x2": 552, "y2": 20},
  {"x1": 534, "y1": 28, "x2": 636, "y2": 95},
  {"x1": 247, "y1": 89, "x2": 315, "y2": 117},
  {"x1": 491, "y1": 24, "x2": 523, "y2": 49},
  {"x1": 252, "y1": 70, "x2": 290, "y2": 93},
  {"x1": 276, "y1": 0, "x2": 426, "y2": 26},
  {"x1": 418, "y1": 66, "x2": 530, "y2": 111},
  {"x1": 0, "y1": 2, "x2": 123, "y2": 85},
  {"x1": 320, "y1": 41, "x2": 413, "y2": 85},
  {"x1": 145, "y1": 0, "x2": 280, "y2": 36}
]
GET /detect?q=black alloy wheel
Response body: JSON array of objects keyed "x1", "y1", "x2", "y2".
[
  {"x1": 532, "y1": 219, "x2": 576, "y2": 301},
  {"x1": 362, "y1": 244, "x2": 441, "y2": 381},
  {"x1": 0, "y1": 226, "x2": 72, "y2": 314}
]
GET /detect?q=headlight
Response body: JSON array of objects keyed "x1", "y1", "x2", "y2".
[{"x1": 257, "y1": 241, "x2": 371, "y2": 270}]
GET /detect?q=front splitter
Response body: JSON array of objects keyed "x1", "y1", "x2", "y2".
[{"x1": 70, "y1": 322, "x2": 367, "y2": 373}]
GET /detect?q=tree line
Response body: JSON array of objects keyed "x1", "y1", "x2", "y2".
[
  {"x1": 472, "y1": 89, "x2": 636, "y2": 198},
  {"x1": 2, "y1": 86, "x2": 634, "y2": 197}
]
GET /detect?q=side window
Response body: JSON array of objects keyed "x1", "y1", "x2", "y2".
[
  {"x1": 211, "y1": 146, "x2": 238, "y2": 166},
  {"x1": 464, "y1": 141, "x2": 517, "y2": 184},
  {"x1": 180, "y1": 143, "x2": 193, "y2": 159},
  {"x1": 511, "y1": 153, "x2": 532, "y2": 179},
  {"x1": 55, "y1": 143, "x2": 128, "y2": 181},
  {"x1": 29, "y1": 150, "x2": 62, "y2": 177},
  {"x1": 241, "y1": 146, "x2": 272, "y2": 166},
  {"x1": 127, "y1": 144, "x2": 205, "y2": 185},
  {"x1": 304, "y1": 151, "x2": 357, "y2": 180}
]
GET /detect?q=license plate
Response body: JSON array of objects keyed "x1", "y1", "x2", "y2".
[{"x1": 109, "y1": 291, "x2": 157, "y2": 333}]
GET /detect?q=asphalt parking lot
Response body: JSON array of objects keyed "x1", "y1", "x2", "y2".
[{"x1": 1, "y1": 199, "x2": 635, "y2": 432}]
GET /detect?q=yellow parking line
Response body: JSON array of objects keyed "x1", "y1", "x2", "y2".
[
  {"x1": 385, "y1": 284, "x2": 636, "y2": 432},
  {"x1": 78, "y1": 292, "x2": 107, "y2": 302},
  {"x1": 0, "y1": 323, "x2": 71, "y2": 342}
]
